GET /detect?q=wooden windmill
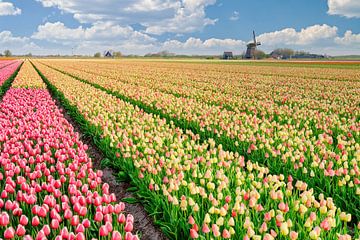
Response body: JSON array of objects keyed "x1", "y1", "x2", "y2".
[{"x1": 245, "y1": 31, "x2": 261, "y2": 59}]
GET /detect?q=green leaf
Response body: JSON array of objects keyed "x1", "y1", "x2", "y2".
[{"x1": 122, "y1": 197, "x2": 138, "y2": 204}]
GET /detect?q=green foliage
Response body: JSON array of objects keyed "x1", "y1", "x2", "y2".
[{"x1": 93, "y1": 52, "x2": 101, "y2": 58}]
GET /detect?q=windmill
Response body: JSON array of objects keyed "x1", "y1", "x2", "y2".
[{"x1": 245, "y1": 31, "x2": 261, "y2": 59}]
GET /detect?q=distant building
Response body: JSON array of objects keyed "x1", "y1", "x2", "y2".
[
  {"x1": 104, "y1": 50, "x2": 114, "y2": 58},
  {"x1": 223, "y1": 52, "x2": 234, "y2": 60}
]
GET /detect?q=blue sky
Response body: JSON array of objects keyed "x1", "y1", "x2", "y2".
[{"x1": 0, "y1": 0, "x2": 359, "y2": 55}]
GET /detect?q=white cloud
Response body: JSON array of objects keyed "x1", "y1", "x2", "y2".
[
  {"x1": 162, "y1": 37, "x2": 245, "y2": 54},
  {"x1": 335, "y1": 30, "x2": 360, "y2": 45},
  {"x1": 257, "y1": 24, "x2": 338, "y2": 46},
  {"x1": 327, "y1": 0, "x2": 360, "y2": 18},
  {"x1": 229, "y1": 11, "x2": 239, "y2": 21},
  {"x1": 31, "y1": 21, "x2": 157, "y2": 55},
  {"x1": 35, "y1": 0, "x2": 218, "y2": 35},
  {"x1": 32, "y1": 21, "x2": 156, "y2": 43},
  {"x1": 0, "y1": 1, "x2": 21, "y2": 16},
  {"x1": 0, "y1": 31, "x2": 40, "y2": 54}
]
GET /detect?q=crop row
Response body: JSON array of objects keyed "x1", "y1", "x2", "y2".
[
  {"x1": 12, "y1": 60, "x2": 46, "y2": 89},
  {"x1": 32, "y1": 61, "x2": 360, "y2": 239},
  {"x1": 0, "y1": 62, "x2": 139, "y2": 239},
  {"x1": 0, "y1": 61, "x2": 22, "y2": 87},
  {"x1": 39, "y1": 60, "x2": 359, "y2": 116},
  {"x1": 38, "y1": 60, "x2": 360, "y2": 221}
]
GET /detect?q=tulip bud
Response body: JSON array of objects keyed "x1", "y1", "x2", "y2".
[
  {"x1": 99, "y1": 225, "x2": 109, "y2": 236},
  {"x1": 16, "y1": 224, "x2": 26, "y2": 236},
  {"x1": 32, "y1": 216, "x2": 40, "y2": 227},
  {"x1": 82, "y1": 219, "x2": 90, "y2": 228},
  {"x1": 124, "y1": 222, "x2": 133, "y2": 232},
  {"x1": 189, "y1": 229, "x2": 198, "y2": 239},
  {"x1": 112, "y1": 231, "x2": 122, "y2": 240},
  {"x1": 4, "y1": 227, "x2": 15, "y2": 239},
  {"x1": 51, "y1": 219, "x2": 60, "y2": 229}
]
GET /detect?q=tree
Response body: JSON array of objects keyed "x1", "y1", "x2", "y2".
[
  {"x1": 254, "y1": 50, "x2": 267, "y2": 59},
  {"x1": 4, "y1": 50, "x2": 12, "y2": 57},
  {"x1": 94, "y1": 52, "x2": 101, "y2": 58},
  {"x1": 114, "y1": 51, "x2": 122, "y2": 58},
  {"x1": 270, "y1": 48, "x2": 294, "y2": 59}
]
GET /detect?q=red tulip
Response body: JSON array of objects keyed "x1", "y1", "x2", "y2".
[{"x1": 4, "y1": 227, "x2": 15, "y2": 239}]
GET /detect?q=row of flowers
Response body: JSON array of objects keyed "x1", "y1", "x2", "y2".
[
  {"x1": 0, "y1": 64, "x2": 138, "y2": 239},
  {"x1": 0, "y1": 60, "x2": 16, "y2": 70},
  {"x1": 0, "y1": 60, "x2": 22, "y2": 87},
  {"x1": 33, "y1": 61, "x2": 360, "y2": 239},
  {"x1": 38, "y1": 60, "x2": 360, "y2": 219},
  {"x1": 43, "y1": 60, "x2": 359, "y2": 116},
  {"x1": 12, "y1": 60, "x2": 46, "y2": 89}
]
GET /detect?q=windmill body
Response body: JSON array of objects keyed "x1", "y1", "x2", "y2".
[{"x1": 245, "y1": 31, "x2": 261, "y2": 59}]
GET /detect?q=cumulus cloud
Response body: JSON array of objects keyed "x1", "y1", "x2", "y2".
[
  {"x1": 0, "y1": 1, "x2": 21, "y2": 16},
  {"x1": 335, "y1": 30, "x2": 360, "y2": 45},
  {"x1": 162, "y1": 37, "x2": 245, "y2": 54},
  {"x1": 257, "y1": 24, "x2": 338, "y2": 46},
  {"x1": 0, "y1": 31, "x2": 40, "y2": 54},
  {"x1": 327, "y1": 0, "x2": 360, "y2": 18},
  {"x1": 31, "y1": 21, "x2": 158, "y2": 55},
  {"x1": 35, "y1": 0, "x2": 218, "y2": 35},
  {"x1": 32, "y1": 21, "x2": 156, "y2": 43}
]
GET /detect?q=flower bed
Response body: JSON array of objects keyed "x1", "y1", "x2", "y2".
[
  {"x1": 33, "y1": 61, "x2": 360, "y2": 239},
  {"x1": 0, "y1": 86, "x2": 138, "y2": 239}
]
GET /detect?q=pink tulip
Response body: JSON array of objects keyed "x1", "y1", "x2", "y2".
[
  {"x1": 222, "y1": 229, "x2": 231, "y2": 239},
  {"x1": 76, "y1": 224, "x2": 85, "y2": 233},
  {"x1": 82, "y1": 218, "x2": 90, "y2": 228},
  {"x1": 94, "y1": 211, "x2": 103, "y2": 222},
  {"x1": 61, "y1": 227, "x2": 69, "y2": 239},
  {"x1": 32, "y1": 216, "x2": 40, "y2": 227},
  {"x1": 0, "y1": 212, "x2": 10, "y2": 226},
  {"x1": 124, "y1": 222, "x2": 133, "y2": 232},
  {"x1": 99, "y1": 225, "x2": 109, "y2": 236},
  {"x1": 112, "y1": 231, "x2": 122, "y2": 240},
  {"x1": 76, "y1": 232, "x2": 85, "y2": 240},
  {"x1": 71, "y1": 215, "x2": 80, "y2": 226},
  {"x1": 16, "y1": 225, "x2": 26, "y2": 236},
  {"x1": 118, "y1": 213, "x2": 126, "y2": 224},
  {"x1": 4, "y1": 227, "x2": 15, "y2": 239},
  {"x1": 51, "y1": 219, "x2": 60, "y2": 229},
  {"x1": 189, "y1": 229, "x2": 199, "y2": 239}
]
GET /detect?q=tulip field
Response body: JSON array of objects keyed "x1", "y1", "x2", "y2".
[
  {"x1": 0, "y1": 59, "x2": 359, "y2": 240},
  {"x1": 0, "y1": 60, "x2": 138, "y2": 240}
]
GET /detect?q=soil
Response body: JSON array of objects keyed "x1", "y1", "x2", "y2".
[{"x1": 52, "y1": 97, "x2": 168, "y2": 240}]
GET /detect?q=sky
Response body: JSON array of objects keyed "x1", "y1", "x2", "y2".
[{"x1": 0, "y1": 0, "x2": 359, "y2": 56}]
